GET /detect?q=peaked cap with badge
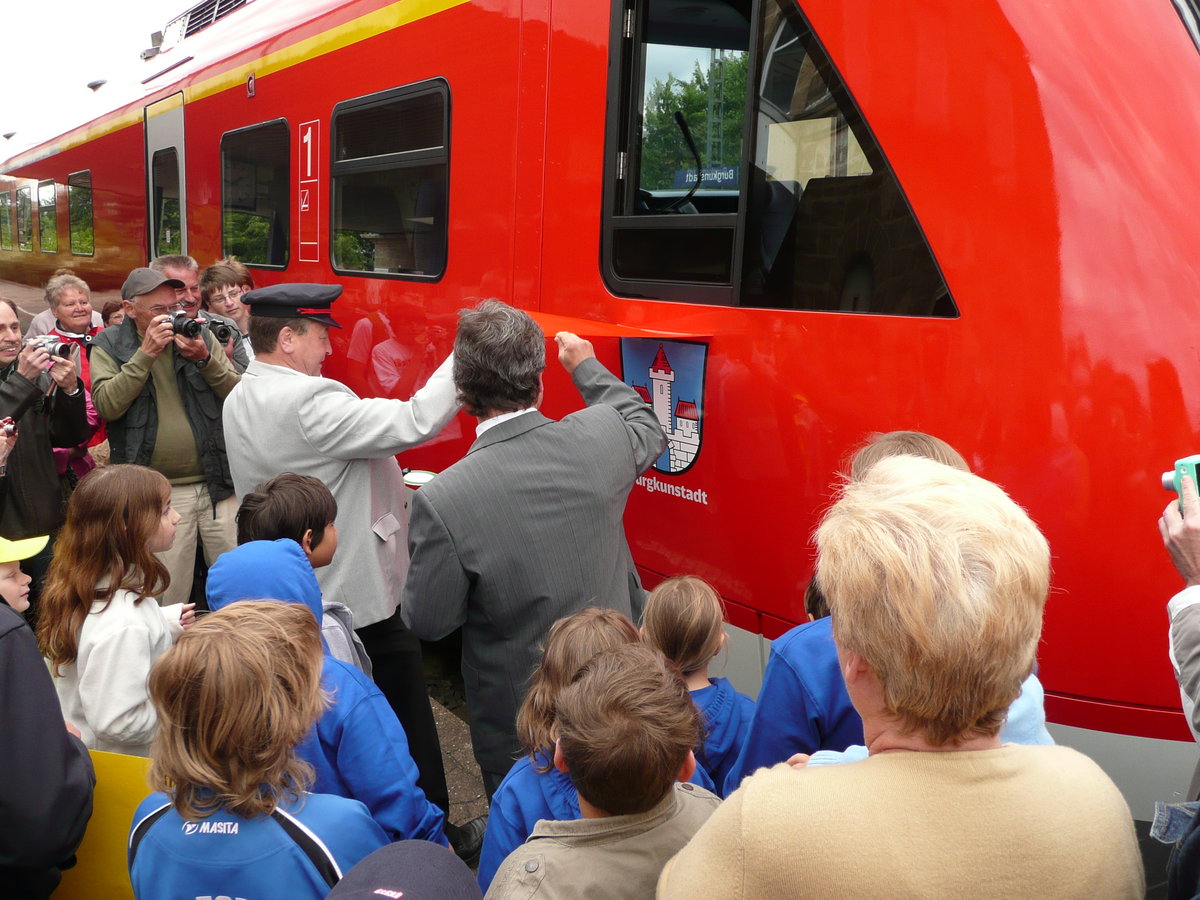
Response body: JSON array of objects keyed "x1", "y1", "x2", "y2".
[{"x1": 242, "y1": 284, "x2": 343, "y2": 329}]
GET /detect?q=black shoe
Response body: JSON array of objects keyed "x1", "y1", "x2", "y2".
[{"x1": 448, "y1": 813, "x2": 487, "y2": 867}]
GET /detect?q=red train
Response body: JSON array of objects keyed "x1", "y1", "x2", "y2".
[{"x1": 4, "y1": 0, "x2": 1200, "y2": 816}]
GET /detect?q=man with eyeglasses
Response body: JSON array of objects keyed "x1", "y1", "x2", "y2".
[
  {"x1": 91, "y1": 267, "x2": 241, "y2": 607},
  {"x1": 151, "y1": 255, "x2": 248, "y2": 374}
]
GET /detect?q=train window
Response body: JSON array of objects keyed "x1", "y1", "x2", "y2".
[
  {"x1": 331, "y1": 79, "x2": 449, "y2": 280},
  {"x1": 0, "y1": 193, "x2": 11, "y2": 251},
  {"x1": 602, "y1": 0, "x2": 955, "y2": 316},
  {"x1": 15, "y1": 187, "x2": 32, "y2": 252},
  {"x1": 37, "y1": 181, "x2": 58, "y2": 253},
  {"x1": 221, "y1": 120, "x2": 290, "y2": 268},
  {"x1": 67, "y1": 171, "x2": 93, "y2": 256},
  {"x1": 151, "y1": 149, "x2": 183, "y2": 256}
]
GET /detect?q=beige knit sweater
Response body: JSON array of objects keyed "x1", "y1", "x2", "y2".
[{"x1": 658, "y1": 745, "x2": 1143, "y2": 899}]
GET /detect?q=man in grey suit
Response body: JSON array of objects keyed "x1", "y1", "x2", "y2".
[
  {"x1": 220, "y1": 284, "x2": 488, "y2": 861},
  {"x1": 401, "y1": 299, "x2": 668, "y2": 797}
]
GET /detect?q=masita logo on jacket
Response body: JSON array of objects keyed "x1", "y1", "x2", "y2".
[{"x1": 181, "y1": 821, "x2": 240, "y2": 835}]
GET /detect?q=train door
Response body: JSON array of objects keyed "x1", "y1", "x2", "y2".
[{"x1": 144, "y1": 93, "x2": 188, "y2": 260}]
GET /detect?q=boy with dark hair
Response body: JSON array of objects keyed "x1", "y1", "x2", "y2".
[
  {"x1": 485, "y1": 644, "x2": 720, "y2": 899},
  {"x1": 236, "y1": 472, "x2": 338, "y2": 561},
  {"x1": 235, "y1": 473, "x2": 368, "y2": 673}
]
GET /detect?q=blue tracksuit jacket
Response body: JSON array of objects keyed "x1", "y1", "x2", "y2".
[
  {"x1": 207, "y1": 539, "x2": 448, "y2": 846},
  {"x1": 691, "y1": 676, "x2": 755, "y2": 796},
  {"x1": 724, "y1": 616, "x2": 863, "y2": 794},
  {"x1": 128, "y1": 791, "x2": 387, "y2": 899}
]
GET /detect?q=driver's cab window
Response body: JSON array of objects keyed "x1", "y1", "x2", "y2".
[
  {"x1": 603, "y1": 0, "x2": 955, "y2": 317},
  {"x1": 635, "y1": 44, "x2": 747, "y2": 216}
]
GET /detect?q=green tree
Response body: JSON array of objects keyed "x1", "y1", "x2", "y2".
[
  {"x1": 640, "y1": 51, "x2": 748, "y2": 192},
  {"x1": 223, "y1": 212, "x2": 271, "y2": 264},
  {"x1": 334, "y1": 230, "x2": 374, "y2": 271},
  {"x1": 69, "y1": 181, "x2": 94, "y2": 255},
  {"x1": 16, "y1": 188, "x2": 32, "y2": 251}
]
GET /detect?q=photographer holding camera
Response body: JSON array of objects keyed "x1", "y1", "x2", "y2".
[
  {"x1": 91, "y1": 268, "x2": 241, "y2": 607},
  {"x1": 151, "y1": 255, "x2": 248, "y2": 374},
  {"x1": 0, "y1": 297, "x2": 89, "y2": 607}
]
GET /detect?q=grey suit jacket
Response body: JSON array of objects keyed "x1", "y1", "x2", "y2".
[
  {"x1": 401, "y1": 357, "x2": 668, "y2": 774},
  {"x1": 222, "y1": 355, "x2": 459, "y2": 627}
]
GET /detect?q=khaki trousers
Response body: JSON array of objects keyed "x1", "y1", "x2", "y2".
[{"x1": 154, "y1": 482, "x2": 237, "y2": 607}]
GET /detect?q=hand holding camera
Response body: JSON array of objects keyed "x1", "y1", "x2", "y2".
[
  {"x1": 1160, "y1": 456, "x2": 1200, "y2": 587},
  {"x1": 140, "y1": 314, "x2": 176, "y2": 357},
  {"x1": 0, "y1": 418, "x2": 18, "y2": 472},
  {"x1": 46, "y1": 353, "x2": 79, "y2": 395},
  {"x1": 172, "y1": 314, "x2": 211, "y2": 364},
  {"x1": 15, "y1": 338, "x2": 52, "y2": 381}
]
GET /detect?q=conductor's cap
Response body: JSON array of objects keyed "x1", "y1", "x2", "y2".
[{"x1": 242, "y1": 284, "x2": 343, "y2": 329}]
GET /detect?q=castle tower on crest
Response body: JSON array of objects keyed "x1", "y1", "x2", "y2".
[
  {"x1": 649, "y1": 343, "x2": 675, "y2": 431},
  {"x1": 641, "y1": 343, "x2": 701, "y2": 472}
]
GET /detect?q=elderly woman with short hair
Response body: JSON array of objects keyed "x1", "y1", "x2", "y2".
[
  {"x1": 26, "y1": 273, "x2": 103, "y2": 339},
  {"x1": 659, "y1": 455, "x2": 1143, "y2": 899},
  {"x1": 40, "y1": 275, "x2": 102, "y2": 491}
]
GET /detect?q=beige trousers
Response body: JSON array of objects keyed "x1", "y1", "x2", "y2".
[{"x1": 154, "y1": 482, "x2": 237, "y2": 607}]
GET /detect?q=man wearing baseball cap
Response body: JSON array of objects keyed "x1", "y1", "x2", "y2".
[
  {"x1": 91, "y1": 267, "x2": 241, "y2": 607},
  {"x1": 221, "y1": 284, "x2": 483, "y2": 860}
]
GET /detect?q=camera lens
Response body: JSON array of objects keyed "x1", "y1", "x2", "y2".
[{"x1": 171, "y1": 313, "x2": 202, "y2": 339}]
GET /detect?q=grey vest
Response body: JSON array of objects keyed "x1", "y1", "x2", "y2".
[{"x1": 93, "y1": 319, "x2": 234, "y2": 504}]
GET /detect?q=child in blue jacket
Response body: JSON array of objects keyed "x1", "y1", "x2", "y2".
[
  {"x1": 642, "y1": 575, "x2": 755, "y2": 796},
  {"x1": 129, "y1": 601, "x2": 387, "y2": 899},
  {"x1": 206, "y1": 537, "x2": 448, "y2": 847},
  {"x1": 480, "y1": 608, "x2": 670, "y2": 892}
]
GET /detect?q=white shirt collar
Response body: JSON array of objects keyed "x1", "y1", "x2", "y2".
[{"x1": 476, "y1": 407, "x2": 538, "y2": 438}]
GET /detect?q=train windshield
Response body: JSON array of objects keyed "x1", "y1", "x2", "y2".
[{"x1": 604, "y1": 0, "x2": 954, "y2": 316}]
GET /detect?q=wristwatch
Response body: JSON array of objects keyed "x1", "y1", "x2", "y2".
[{"x1": 193, "y1": 356, "x2": 210, "y2": 370}]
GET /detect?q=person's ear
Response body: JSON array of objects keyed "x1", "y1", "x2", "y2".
[
  {"x1": 300, "y1": 528, "x2": 316, "y2": 556},
  {"x1": 841, "y1": 649, "x2": 870, "y2": 686},
  {"x1": 278, "y1": 326, "x2": 296, "y2": 353},
  {"x1": 553, "y1": 739, "x2": 570, "y2": 774},
  {"x1": 535, "y1": 374, "x2": 545, "y2": 409},
  {"x1": 676, "y1": 749, "x2": 697, "y2": 783}
]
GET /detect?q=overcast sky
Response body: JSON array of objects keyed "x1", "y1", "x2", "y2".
[{"x1": 2, "y1": 0, "x2": 172, "y2": 157}]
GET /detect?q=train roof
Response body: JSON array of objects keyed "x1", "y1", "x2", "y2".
[{"x1": 0, "y1": 0, "x2": 416, "y2": 174}]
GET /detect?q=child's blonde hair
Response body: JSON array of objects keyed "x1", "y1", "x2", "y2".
[
  {"x1": 640, "y1": 575, "x2": 725, "y2": 676},
  {"x1": 149, "y1": 601, "x2": 326, "y2": 820},
  {"x1": 515, "y1": 607, "x2": 639, "y2": 771},
  {"x1": 38, "y1": 465, "x2": 172, "y2": 674}
]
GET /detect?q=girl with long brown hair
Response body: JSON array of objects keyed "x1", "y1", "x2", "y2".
[{"x1": 37, "y1": 464, "x2": 193, "y2": 756}]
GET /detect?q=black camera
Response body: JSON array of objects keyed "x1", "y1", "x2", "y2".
[
  {"x1": 23, "y1": 336, "x2": 72, "y2": 358},
  {"x1": 208, "y1": 321, "x2": 234, "y2": 344},
  {"x1": 169, "y1": 311, "x2": 202, "y2": 339}
]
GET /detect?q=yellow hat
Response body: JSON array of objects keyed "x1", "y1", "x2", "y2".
[{"x1": 0, "y1": 535, "x2": 49, "y2": 563}]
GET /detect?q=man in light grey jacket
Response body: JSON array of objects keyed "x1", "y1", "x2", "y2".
[
  {"x1": 402, "y1": 299, "x2": 667, "y2": 798},
  {"x1": 220, "y1": 283, "x2": 472, "y2": 852}
]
